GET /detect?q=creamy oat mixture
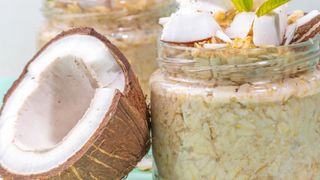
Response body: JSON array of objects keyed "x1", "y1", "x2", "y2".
[{"x1": 151, "y1": 67, "x2": 320, "y2": 179}]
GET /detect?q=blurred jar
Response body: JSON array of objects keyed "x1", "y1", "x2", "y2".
[
  {"x1": 151, "y1": 37, "x2": 320, "y2": 179},
  {"x1": 38, "y1": 0, "x2": 176, "y2": 96}
]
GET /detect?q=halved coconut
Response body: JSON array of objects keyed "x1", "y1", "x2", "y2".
[
  {"x1": 161, "y1": 11, "x2": 221, "y2": 43},
  {"x1": 0, "y1": 28, "x2": 150, "y2": 179}
]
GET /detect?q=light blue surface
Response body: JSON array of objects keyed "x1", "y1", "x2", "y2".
[
  {"x1": 0, "y1": 78, "x2": 152, "y2": 180},
  {"x1": 0, "y1": 78, "x2": 14, "y2": 103}
]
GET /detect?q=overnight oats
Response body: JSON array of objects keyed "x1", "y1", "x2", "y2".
[
  {"x1": 152, "y1": 0, "x2": 320, "y2": 179},
  {"x1": 38, "y1": 0, "x2": 176, "y2": 95}
]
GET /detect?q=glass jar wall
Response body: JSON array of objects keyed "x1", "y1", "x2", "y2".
[
  {"x1": 38, "y1": 0, "x2": 176, "y2": 96},
  {"x1": 151, "y1": 36, "x2": 320, "y2": 179}
]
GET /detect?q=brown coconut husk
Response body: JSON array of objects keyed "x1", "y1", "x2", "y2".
[{"x1": 0, "y1": 28, "x2": 150, "y2": 180}]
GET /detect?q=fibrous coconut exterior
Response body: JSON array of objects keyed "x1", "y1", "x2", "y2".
[{"x1": 0, "y1": 28, "x2": 150, "y2": 180}]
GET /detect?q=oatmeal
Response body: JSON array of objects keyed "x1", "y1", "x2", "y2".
[
  {"x1": 152, "y1": 1, "x2": 320, "y2": 176},
  {"x1": 152, "y1": 67, "x2": 320, "y2": 179}
]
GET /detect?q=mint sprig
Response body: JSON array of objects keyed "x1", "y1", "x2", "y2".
[
  {"x1": 230, "y1": 0, "x2": 291, "y2": 17},
  {"x1": 256, "y1": 0, "x2": 291, "y2": 17},
  {"x1": 231, "y1": 0, "x2": 253, "y2": 12}
]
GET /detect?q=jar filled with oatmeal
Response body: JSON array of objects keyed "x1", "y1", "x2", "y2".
[
  {"x1": 153, "y1": 0, "x2": 320, "y2": 178},
  {"x1": 151, "y1": 36, "x2": 320, "y2": 179},
  {"x1": 38, "y1": 0, "x2": 176, "y2": 96}
]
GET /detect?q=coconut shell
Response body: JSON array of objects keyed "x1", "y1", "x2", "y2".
[{"x1": 0, "y1": 28, "x2": 150, "y2": 180}]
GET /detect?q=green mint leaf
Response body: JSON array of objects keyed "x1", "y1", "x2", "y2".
[
  {"x1": 256, "y1": 0, "x2": 290, "y2": 17},
  {"x1": 242, "y1": 0, "x2": 253, "y2": 11},
  {"x1": 231, "y1": 0, "x2": 244, "y2": 11},
  {"x1": 231, "y1": 0, "x2": 253, "y2": 12}
]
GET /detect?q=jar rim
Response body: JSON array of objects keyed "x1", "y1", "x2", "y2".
[
  {"x1": 160, "y1": 35, "x2": 320, "y2": 52},
  {"x1": 159, "y1": 35, "x2": 320, "y2": 68}
]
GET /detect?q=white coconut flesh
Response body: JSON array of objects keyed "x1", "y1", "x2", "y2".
[
  {"x1": 226, "y1": 12, "x2": 256, "y2": 39},
  {"x1": 161, "y1": 12, "x2": 221, "y2": 43},
  {"x1": 0, "y1": 34, "x2": 125, "y2": 175}
]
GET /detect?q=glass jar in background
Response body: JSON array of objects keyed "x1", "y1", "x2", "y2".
[
  {"x1": 38, "y1": 0, "x2": 176, "y2": 96},
  {"x1": 151, "y1": 36, "x2": 320, "y2": 179}
]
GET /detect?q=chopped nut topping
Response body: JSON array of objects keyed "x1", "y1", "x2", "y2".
[{"x1": 229, "y1": 36, "x2": 256, "y2": 48}]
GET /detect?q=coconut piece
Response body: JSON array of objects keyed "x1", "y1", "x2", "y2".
[
  {"x1": 226, "y1": 12, "x2": 256, "y2": 39},
  {"x1": 290, "y1": 10, "x2": 320, "y2": 44},
  {"x1": 253, "y1": 6, "x2": 288, "y2": 46},
  {"x1": 215, "y1": 30, "x2": 232, "y2": 43},
  {"x1": 0, "y1": 28, "x2": 150, "y2": 179},
  {"x1": 284, "y1": 23, "x2": 297, "y2": 45},
  {"x1": 161, "y1": 12, "x2": 221, "y2": 43},
  {"x1": 274, "y1": 5, "x2": 288, "y2": 43},
  {"x1": 253, "y1": 15, "x2": 281, "y2": 46}
]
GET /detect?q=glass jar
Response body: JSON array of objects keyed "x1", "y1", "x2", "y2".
[
  {"x1": 151, "y1": 36, "x2": 320, "y2": 179},
  {"x1": 38, "y1": 0, "x2": 176, "y2": 96}
]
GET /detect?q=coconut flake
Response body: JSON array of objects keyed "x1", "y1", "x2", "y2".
[
  {"x1": 161, "y1": 12, "x2": 221, "y2": 43},
  {"x1": 284, "y1": 23, "x2": 297, "y2": 45},
  {"x1": 253, "y1": 15, "x2": 281, "y2": 46},
  {"x1": 253, "y1": 6, "x2": 288, "y2": 46},
  {"x1": 296, "y1": 10, "x2": 320, "y2": 27},
  {"x1": 215, "y1": 30, "x2": 232, "y2": 43},
  {"x1": 274, "y1": 5, "x2": 288, "y2": 42},
  {"x1": 226, "y1": 12, "x2": 256, "y2": 39}
]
